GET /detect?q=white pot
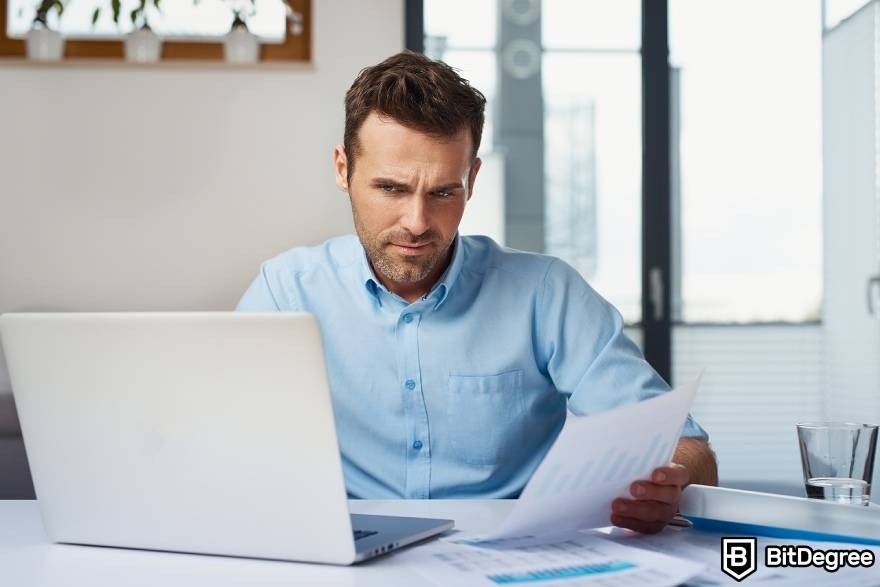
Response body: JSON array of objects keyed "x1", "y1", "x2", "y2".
[
  {"x1": 25, "y1": 26, "x2": 63, "y2": 61},
  {"x1": 224, "y1": 27, "x2": 259, "y2": 64},
  {"x1": 125, "y1": 27, "x2": 162, "y2": 63}
]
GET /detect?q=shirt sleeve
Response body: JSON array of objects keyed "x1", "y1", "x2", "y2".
[
  {"x1": 235, "y1": 260, "x2": 290, "y2": 312},
  {"x1": 538, "y1": 259, "x2": 707, "y2": 440}
]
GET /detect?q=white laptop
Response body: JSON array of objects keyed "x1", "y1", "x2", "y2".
[{"x1": 0, "y1": 312, "x2": 453, "y2": 564}]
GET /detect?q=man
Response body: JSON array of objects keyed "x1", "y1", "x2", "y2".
[{"x1": 238, "y1": 51, "x2": 717, "y2": 534}]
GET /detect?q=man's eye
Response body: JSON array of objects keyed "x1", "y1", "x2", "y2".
[
  {"x1": 379, "y1": 184, "x2": 399, "y2": 193},
  {"x1": 435, "y1": 190, "x2": 453, "y2": 198}
]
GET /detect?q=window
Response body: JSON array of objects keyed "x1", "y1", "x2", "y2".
[
  {"x1": 670, "y1": 0, "x2": 822, "y2": 324},
  {"x1": 426, "y1": 0, "x2": 644, "y2": 323},
  {"x1": 669, "y1": 0, "x2": 825, "y2": 489},
  {"x1": 1, "y1": 0, "x2": 310, "y2": 61},
  {"x1": 422, "y1": 1, "x2": 828, "y2": 492},
  {"x1": 7, "y1": 0, "x2": 288, "y2": 39}
]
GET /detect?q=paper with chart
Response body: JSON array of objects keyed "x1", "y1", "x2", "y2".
[
  {"x1": 473, "y1": 378, "x2": 700, "y2": 543},
  {"x1": 397, "y1": 532, "x2": 706, "y2": 587}
]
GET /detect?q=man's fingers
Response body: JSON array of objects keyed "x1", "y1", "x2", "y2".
[
  {"x1": 612, "y1": 498, "x2": 676, "y2": 524},
  {"x1": 651, "y1": 463, "x2": 690, "y2": 487},
  {"x1": 609, "y1": 464, "x2": 689, "y2": 534},
  {"x1": 629, "y1": 480, "x2": 681, "y2": 505},
  {"x1": 610, "y1": 514, "x2": 666, "y2": 535}
]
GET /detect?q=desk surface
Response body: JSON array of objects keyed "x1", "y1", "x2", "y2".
[{"x1": 1, "y1": 499, "x2": 515, "y2": 587}]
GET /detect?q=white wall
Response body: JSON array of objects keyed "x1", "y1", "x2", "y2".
[{"x1": 0, "y1": 1, "x2": 405, "y2": 400}]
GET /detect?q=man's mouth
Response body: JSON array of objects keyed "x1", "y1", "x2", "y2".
[{"x1": 390, "y1": 242, "x2": 432, "y2": 255}]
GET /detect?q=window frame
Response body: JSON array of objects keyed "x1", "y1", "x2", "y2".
[{"x1": 640, "y1": 0, "x2": 672, "y2": 381}]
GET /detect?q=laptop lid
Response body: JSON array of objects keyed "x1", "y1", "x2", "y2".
[{"x1": 0, "y1": 312, "x2": 359, "y2": 564}]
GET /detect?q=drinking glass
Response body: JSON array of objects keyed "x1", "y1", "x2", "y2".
[{"x1": 797, "y1": 422, "x2": 878, "y2": 506}]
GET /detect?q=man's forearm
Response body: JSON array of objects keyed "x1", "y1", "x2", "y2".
[{"x1": 674, "y1": 437, "x2": 718, "y2": 486}]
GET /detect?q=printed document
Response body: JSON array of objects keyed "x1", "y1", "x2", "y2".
[
  {"x1": 397, "y1": 532, "x2": 706, "y2": 587},
  {"x1": 467, "y1": 379, "x2": 699, "y2": 543}
]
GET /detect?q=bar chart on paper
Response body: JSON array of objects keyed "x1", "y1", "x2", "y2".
[
  {"x1": 477, "y1": 379, "x2": 699, "y2": 541},
  {"x1": 398, "y1": 533, "x2": 707, "y2": 587}
]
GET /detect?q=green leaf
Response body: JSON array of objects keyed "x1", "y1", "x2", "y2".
[
  {"x1": 91, "y1": 7, "x2": 100, "y2": 26},
  {"x1": 130, "y1": 7, "x2": 139, "y2": 26},
  {"x1": 111, "y1": 0, "x2": 121, "y2": 24},
  {"x1": 54, "y1": 1, "x2": 64, "y2": 16}
]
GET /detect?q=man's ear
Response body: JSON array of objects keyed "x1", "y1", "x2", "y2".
[
  {"x1": 333, "y1": 145, "x2": 349, "y2": 192},
  {"x1": 466, "y1": 157, "x2": 482, "y2": 201}
]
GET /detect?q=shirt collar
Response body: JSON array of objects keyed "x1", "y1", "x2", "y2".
[
  {"x1": 358, "y1": 244, "x2": 382, "y2": 301},
  {"x1": 358, "y1": 233, "x2": 465, "y2": 309},
  {"x1": 430, "y1": 233, "x2": 464, "y2": 309}
]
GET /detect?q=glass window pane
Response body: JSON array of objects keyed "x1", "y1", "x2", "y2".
[
  {"x1": 429, "y1": 2, "x2": 643, "y2": 323},
  {"x1": 542, "y1": 0, "x2": 640, "y2": 50},
  {"x1": 670, "y1": 0, "x2": 822, "y2": 323},
  {"x1": 425, "y1": 0, "x2": 496, "y2": 49},
  {"x1": 543, "y1": 53, "x2": 642, "y2": 323},
  {"x1": 7, "y1": 0, "x2": 287, "y2": 41}
]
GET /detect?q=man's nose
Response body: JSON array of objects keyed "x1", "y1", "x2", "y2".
[{"x1": 400, "y1": 195, "x2": 430, "y2": 236}]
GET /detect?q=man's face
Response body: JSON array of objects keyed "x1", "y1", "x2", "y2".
[{"x1": 334, "y1": 112, "x2": 481, "y2": 300}]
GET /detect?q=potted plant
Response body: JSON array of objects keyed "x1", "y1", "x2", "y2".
[
  {"x1": 223, "y1": 0, "x2": 259, "y2": 64},
  {"x1": 91, "y1": 0, "x2": 163, "y2": 62},
  {"x1": 26, "y1": 0, "x2": 65, "y2": 61},
  {"x1": 223, "y1": 0, "x2": 305, "y2": 64}
]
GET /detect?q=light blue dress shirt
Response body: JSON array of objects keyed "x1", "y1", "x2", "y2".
[{"x1": 237, "y1": 234, "x2": 707, "y2": 499}]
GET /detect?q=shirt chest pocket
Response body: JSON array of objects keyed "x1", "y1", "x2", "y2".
[{"x1": 446, "y1": 370, "x2": 526, "y2": 466}]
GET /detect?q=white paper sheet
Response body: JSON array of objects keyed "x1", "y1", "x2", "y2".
[
  {"x1": 470, "y1": 379, "x2": 699, "y2": 542},
  {"x1": 397, "y1": 532, "x2": 706, "y2": 587}
]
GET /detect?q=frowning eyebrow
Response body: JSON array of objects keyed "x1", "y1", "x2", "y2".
[
  {"x1": 371, "y1": 178, "x2": 410, "y2": 190},
  {"x1": 431, "y1": 182, "x2": 465, "y2": 193},
  {"x1": 370, "y1": 178, "x2": 465, "y2": 193}
]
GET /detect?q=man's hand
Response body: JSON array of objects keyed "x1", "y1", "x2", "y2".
[
  {"x1": 610, "y1": 463, "x2": 689, "y2": 534},
  {"x1": 610, "y1": 438, "x2": 718, "y2": 534}
]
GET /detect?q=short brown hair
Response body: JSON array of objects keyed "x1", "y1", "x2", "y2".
[{"x1": 343, "y1": 51, "x2": 486, "y2": 179}]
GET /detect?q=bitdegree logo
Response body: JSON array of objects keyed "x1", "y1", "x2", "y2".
[
  {"x1": 721, "y1": 537, "x2": 757, "y2": 581},
  {"x1": 720, "y1": 537, "x2": 877, "y2": 581},
  {"x1": 765, "y1": 545, "x2": 875, "y2": 573}
]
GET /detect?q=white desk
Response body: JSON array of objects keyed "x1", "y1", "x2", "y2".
[
  {"x1": 7, "y1": 500, "x2": 880, "y2": 586},
  {"x1": 0, "y1": 499, "x2": 514, "y2": 587}
]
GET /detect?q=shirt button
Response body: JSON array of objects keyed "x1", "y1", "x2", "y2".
[
  {"x1": 405, "y1": 379, "x2": 416, "y2": 390},
  {"x1": 412, "y1": 440, "x2": 423, "y2": 450},
  {"x1": 403, "y1": 313, "x2": 414, "y2": 323}
]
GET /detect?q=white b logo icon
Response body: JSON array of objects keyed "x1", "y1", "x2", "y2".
[{"x1": 721, "y1": 537, "x2": 757, "y2": 582}]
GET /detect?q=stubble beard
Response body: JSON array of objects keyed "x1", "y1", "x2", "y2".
[{"x1": 353, "y1": 211, "x2": 450, "y2": 285}]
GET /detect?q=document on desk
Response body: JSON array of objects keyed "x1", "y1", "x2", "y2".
[
  {"x1": 470, "y1": 378, "x2": 699, "y2": 544},
  {"x1": 397, "y1": 532, "x2": 705, "y2": 587}
]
